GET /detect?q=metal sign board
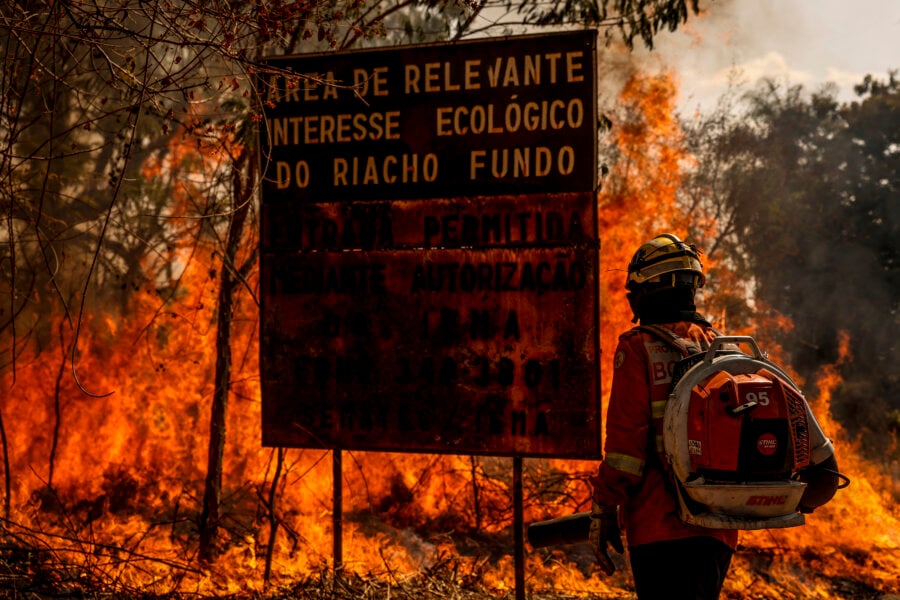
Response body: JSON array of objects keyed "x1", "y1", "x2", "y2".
[
  {"x1": 261, "y1": 247, "x2": 597, "y2": 455},
  {"x1": 259, "y1": 30, "x2": 597, "y2": 202},
  {"x1": 259, "y1": 32, "x2": 600, "y2": 458},
  {"x1": 261, "y1": 193, "x2": 600, "y2": 457}
]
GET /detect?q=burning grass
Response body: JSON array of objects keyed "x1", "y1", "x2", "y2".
[{"x1": 0, "y1": 501, "x2": 895, "y2": 600}]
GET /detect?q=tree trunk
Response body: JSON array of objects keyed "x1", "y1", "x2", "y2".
[{"x1": 199, "y1": 149, "x2": 253, "y2": 562}]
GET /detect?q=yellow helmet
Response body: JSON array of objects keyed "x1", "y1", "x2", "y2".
[{"x1": 626, "y1": 233, "x2": 705, "y2": 291}]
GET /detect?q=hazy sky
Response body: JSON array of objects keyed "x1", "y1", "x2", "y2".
[{"x1": 642, "y1": 0, "x2": 900, "y2": 113}]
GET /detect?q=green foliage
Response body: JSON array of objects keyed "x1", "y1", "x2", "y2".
[
  {"x1": 514, "y1": 0, "x2": 700, "y2": 48},
  {"x1": 686, "y1": 73, "x2": 900, "y2": 455}
]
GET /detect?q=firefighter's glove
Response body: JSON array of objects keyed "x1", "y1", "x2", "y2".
[{"x1": 588, "y1": 502, "x2": 624, "y2": 576}]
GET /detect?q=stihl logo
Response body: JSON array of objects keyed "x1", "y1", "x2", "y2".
[
  {"x1": 746, "y1": 495, "x2": 788, "y2": 506},
  {"x1": 757, "y1": 433, "x2": 778, "y2": 456}
]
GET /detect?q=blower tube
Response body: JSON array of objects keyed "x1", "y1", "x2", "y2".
[{"x1": 526, "y1": 512, "x2": 591, "y2": 548}]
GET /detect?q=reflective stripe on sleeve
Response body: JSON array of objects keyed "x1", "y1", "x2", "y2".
[
  {"x1": 655, "y1": 434, "x2": 665, "y2": 453},
  {"x1": 651, "y1": 400, "x2": 667, "y2": 419},
  {"x1": 604, "y1": 452, "x2": 644, "y2": 477}
]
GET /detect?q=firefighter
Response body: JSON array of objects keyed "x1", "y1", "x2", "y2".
[{"x1": 588, "y1": 233, "x2": 736, "y2": 599}]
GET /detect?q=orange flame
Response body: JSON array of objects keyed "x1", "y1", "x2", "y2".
[
  {"x1": 729, "y1": 331, "x2": 900, "y2": 597},
  {"x1": 0, "y1": 70, "x2": 897, "y2": 600}
]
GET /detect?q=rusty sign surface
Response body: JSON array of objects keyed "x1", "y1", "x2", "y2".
[
  {"x1": 259, "y1": 30, "x2": 597, "y2": 202},
  {"x1": 260, "y1": 32, "x2": 600, "y2": 458}
]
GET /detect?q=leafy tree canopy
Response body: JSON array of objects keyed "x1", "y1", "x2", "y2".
[{"x1": 683, "y1": 73, "x2": 900, "y2": 455}]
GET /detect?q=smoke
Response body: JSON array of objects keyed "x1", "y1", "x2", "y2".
[{"x1": 632, "y1": 0, "x2": 900, "y2": 113}]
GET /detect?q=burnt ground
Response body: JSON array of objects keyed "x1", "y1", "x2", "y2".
[
  {"x1": 0, "y1": 524, "x2": 897, "y2": 600},
  {"x1": 1, "y1": 549, "x2": 897, "y2": 600}
]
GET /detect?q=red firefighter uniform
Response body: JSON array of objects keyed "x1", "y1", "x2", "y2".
[{"x1": 591, "y1": 320, "x2": 739, "y2": 550}]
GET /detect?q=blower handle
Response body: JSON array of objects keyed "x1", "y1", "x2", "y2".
[
  {"x1": 705, "y1": 336, "x2": 766, "y2": 362},
  {"x1": 526, "y1": 512, "x2": 592, "y2": 548}
]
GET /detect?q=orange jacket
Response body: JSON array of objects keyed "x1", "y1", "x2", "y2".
[{"x1": 591, "y1": 321, "x2": 739, "y2": 549}]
